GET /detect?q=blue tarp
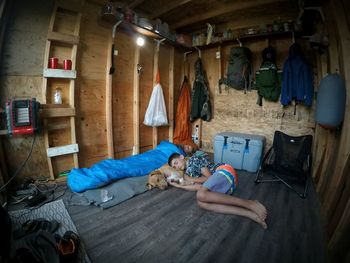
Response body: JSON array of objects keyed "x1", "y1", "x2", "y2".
[{"x1": 67, "y1": 141, "x2": 184, "y2": 193}]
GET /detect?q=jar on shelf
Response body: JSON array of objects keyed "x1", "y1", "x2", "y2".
[{"x1": 54, "y1": 88, "x2": 62, "y2": 104}]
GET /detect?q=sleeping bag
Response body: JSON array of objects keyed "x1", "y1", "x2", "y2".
[{"x1": 68, "y1": 141, "x2": 183, "y2": 193}]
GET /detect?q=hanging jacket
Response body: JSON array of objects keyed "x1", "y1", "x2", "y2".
[
  {"x1": 281, "y1": 43, "x2": 314, "y2": 106},
  {"x1": 190, "y1": 58, "x2": 212, "y2": 122},
  {"x1": 173, "y1": 77, "x2": 192, "y2": 144}
]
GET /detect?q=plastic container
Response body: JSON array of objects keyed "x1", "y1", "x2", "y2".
[{"x1": 213, "y1": 132, "x2": 265, "y2": 173}]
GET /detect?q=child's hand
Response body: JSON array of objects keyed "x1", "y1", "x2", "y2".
[{"x1": 168, "y1": 181, "x2": 181, "y2": 187}]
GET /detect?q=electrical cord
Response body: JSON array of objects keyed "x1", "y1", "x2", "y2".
[{"x1": 0, "y1": 133, "x2": 37, "y2": 193}]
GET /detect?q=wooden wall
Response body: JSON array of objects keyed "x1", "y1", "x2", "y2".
[
  {"x1": 0, "y1": 0, "x2": 53, "y2": 181},
  {"x1": 312, "y1": 1, "x2": 350, "y2": 262},
  {"x1": 0, "y1": 0, "x2": 182, "y2": 180},
  {"x1": 1, "y1": 0, "x2": 350, "y2": 260},
  {"x1": 186, "y1": 37, "x2": 315, "y2": 153},
  {"x1": 76, "y1": 1, "x2": 110, "y2": 166}
]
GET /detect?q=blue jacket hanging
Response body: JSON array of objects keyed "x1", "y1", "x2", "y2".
[{"x1": 281, "y1": 43, "x2": 314, "y2": 106}]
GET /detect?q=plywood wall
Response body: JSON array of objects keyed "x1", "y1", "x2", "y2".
[
  {"x1": 138, "y1": 39, "x2": 155, "y2": 153},
  {"x1": 187, "y1": 36, "x2": 315, "y2": 153},
  {"x1": 0, "y1": 0, "x2": 53, "y2": 181},
  {"x1": 75, "y1": 1, "x2": 110, "y2": 167},
  {"x1": 313, "y1": 1, "x2": 350, "y2": 261}
]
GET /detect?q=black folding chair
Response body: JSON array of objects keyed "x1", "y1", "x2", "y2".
[{"x1": 255, "y1": 131, "x2": 313, "y2": 199}]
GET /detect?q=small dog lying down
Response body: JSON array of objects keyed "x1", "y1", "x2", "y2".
[{"x1": 147, "y1": 164, "x2": 190, "y2": 190}]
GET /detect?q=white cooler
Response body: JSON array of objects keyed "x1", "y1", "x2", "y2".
[{"x1": 213, "y1": 132, "x2": 266, "y2": 173}]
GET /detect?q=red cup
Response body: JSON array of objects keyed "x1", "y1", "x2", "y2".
[
  {"x1": 63, "y1": 59, "x2": 72, "y2": 70},
  {"x1": 49, "y1": 57, "x2": 58, "y2": 69}
]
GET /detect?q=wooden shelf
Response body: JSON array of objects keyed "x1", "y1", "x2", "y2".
[
  {"x1": 47, "y1": 143, "x2": 79, "y2": 157},
  {"x1": 121, "y1": 21, "x2": 193, "y2": 51},
  {"x1": 195, "y1": 30, "x2": 294, "y2": 50},
  {"x1": 40, "y1": 105, "x2": 75, "y2": 118},
  {"x1": 43, "y1": 68, "x2": 77, "y2": 79},
  {"x1": 47, "y1": 31, "x2": 79, "y2": 45},
  {"x1": 42, "y1": 0, "x2": 81, "y2": 179}
]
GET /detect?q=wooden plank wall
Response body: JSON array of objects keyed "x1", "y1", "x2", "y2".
[
  {"x1": 75, "y1": 1, "x2": 110, "y2": 167},
  {"x1": 312, "y1": 0, "x2": 350, "y2": 261},
  {"x1": 138, "y1": 39, "x2": 155, "y2": 153},
  {"x1": 0, "y1": 0, "x2": 53, "y2": 181},
  {"x1": 187, "y1": 36, "x2": 315, "y2": 152},
  {"x1": 112, "y1": 30, "x2": 137, "y2": 158}
]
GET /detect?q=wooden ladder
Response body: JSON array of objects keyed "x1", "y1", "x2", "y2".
[{"x1": 42, "y1": 0, "x2": 83, "y2": 179}]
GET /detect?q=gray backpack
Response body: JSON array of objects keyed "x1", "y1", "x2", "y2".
[{"x1": 219, "y1": 47, "x2": 253, "y2": 93}]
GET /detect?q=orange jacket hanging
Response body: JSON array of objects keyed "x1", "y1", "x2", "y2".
[{"x1": 173, "y1": 77, "x2": 193, "y2": 146}]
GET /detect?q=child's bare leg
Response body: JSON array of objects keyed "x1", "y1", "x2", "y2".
[
  {"x1": 196, "y1": 187, "x2": 267, "y2": 220},
  {"x1": 197, "y1": 200, "x2": 267, "y2": 229}
]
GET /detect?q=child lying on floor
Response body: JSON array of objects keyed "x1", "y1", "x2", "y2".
[{"x1": 167, "y1": 153, "x2": 268, "y2": 229}]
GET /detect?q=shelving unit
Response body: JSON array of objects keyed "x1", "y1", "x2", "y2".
[
  {"x1": 120, "y1": 21, "x2": 193, "y2": 51},
  {"x1": 41, "y1": 0, "x2": 83, "y2": 179},
  {"x1": 194, "y1": 30, "x2": 294, "y2": 50}
]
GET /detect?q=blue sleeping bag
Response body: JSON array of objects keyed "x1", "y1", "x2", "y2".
[{"x1": 68, "y1": 141, "x2": 184, "y2": 193}]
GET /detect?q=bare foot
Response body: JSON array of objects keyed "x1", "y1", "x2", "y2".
[{"x1": 249, "y1": 200, "x2": 268, "y2": 220}]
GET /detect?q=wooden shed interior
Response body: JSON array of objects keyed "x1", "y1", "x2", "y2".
[{"x1": 0, "y1": 0, "x2": 349, "y2": 262}]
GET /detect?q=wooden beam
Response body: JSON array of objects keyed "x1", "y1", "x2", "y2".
[
  {"x1": 47, "y1": 31, "x2": 80, "y2": 44},
  {"x1": 47, "y1": 144, "x2": 79, "y2": 157},
  {"x1": 127, "y1": 0, "x2": 145, "y2": 9},
  {"x1": 106, "y1": 35, "x2": 114, "y2": 159},
  {"x1": 150, "y1": 0, "x2": 192, "y2": 19},
  {"x1": 172, "y1": 0, "x2": 287, "y2": 29},
  {"x1": 152, "y1": 42, "x2": 159, "y2": 149},
  {"x1": 168, "y1": 47, "x2": 174, "y2": 142},
  {"x1": 40, "y1": 107, "x2": 75, "y2": 118},
  {"x1": 133, "y1": 46, "x2": 140, "y2": 154},
  {"x1": 57, "y1": 0, "x2": 83, "y2": 13},
  {"x1": 42, "y1": 3, "x2": 57, "y2": 180}
]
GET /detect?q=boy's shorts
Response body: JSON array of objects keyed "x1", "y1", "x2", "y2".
[{"x1": 202, "y1": 164, "x2": 238, "y2": 194}]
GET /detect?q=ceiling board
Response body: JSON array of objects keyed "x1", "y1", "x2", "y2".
[{"x1": 95, "y1": 0, "x2": 301, "y2": 35}]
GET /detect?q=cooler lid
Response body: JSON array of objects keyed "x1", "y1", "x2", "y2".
[{"x1": 213, "y1": 132, "x2": 266, "y2": 143}]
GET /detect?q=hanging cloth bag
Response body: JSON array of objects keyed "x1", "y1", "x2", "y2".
[{"x1": 144, "y1": 72, "x2": 168, "y2": 126}]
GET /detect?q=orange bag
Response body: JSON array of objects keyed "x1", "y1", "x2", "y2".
[{"x1": 173, "y1": 77, "x2": 192, "y2": 145}]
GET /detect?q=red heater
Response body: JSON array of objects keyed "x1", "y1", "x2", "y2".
[{"x1": 6, "y1": 98, "x2": 40, "y2": 135}]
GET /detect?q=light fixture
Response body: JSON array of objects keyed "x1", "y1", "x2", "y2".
[{"x1": 136, "y1": 36, "x2": 145, "y2": 46}]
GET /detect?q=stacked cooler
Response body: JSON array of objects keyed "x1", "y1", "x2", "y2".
[{"x1": 213, "y1": 132, "x2": 266, "y2": 173}]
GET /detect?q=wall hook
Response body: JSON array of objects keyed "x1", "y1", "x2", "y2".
[
  {"x1": 184, "y1": 51, "x2": 193, "y2": 61},
  {"x1": 137, "y1": 64, "x2": 142, "y2": 75},
  {"x1": 155, "y1": 38, "x2": 166, "y2": 52},
  {"x1": 194, "y1": 46, "x2": 201, "y2": 58},
  {"x1": 236, "y1": 38, "x2": 242, "y2": 47}
]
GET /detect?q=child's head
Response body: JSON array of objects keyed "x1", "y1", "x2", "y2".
[{"x1": 168, "y1": 153, "x2": 186, "y2": 171}]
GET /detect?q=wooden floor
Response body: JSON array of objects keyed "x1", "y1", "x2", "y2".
[{"x1": 65, "y1": 172, "x2": 326, "y2": 263}]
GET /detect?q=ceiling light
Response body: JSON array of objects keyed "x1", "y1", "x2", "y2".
[{"x1": 136, "y1": 36, "x2": 145, "y2": 46}]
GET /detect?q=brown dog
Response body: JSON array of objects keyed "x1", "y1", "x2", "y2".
[{"x1": 147, "y1": 164, "x2": 185, "y2": 190}]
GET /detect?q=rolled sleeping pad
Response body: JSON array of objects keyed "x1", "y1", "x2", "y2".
[{"x1": 315, "y1": 73, "x2": 346, "y2": 129}]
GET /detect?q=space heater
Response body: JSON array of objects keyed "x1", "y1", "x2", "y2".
[{"x1": 6, "y1": 98, "x2": 40, "y2": 135}]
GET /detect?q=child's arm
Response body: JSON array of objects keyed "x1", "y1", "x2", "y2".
[
  {"x1": 184, "y1": 167, "x2": 211, "y2": 184},
  {"x1": 168, "y1": 181, "x2": 202, "y2": 191}
]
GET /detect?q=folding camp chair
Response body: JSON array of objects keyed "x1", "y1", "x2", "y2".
[{"x1": 255, "y1": 131, "x2": 313, "y2": 199}]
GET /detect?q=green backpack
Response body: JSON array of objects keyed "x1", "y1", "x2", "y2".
[{"x1": 254, "y1": 59, "x2": 282, "y2": 106}]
